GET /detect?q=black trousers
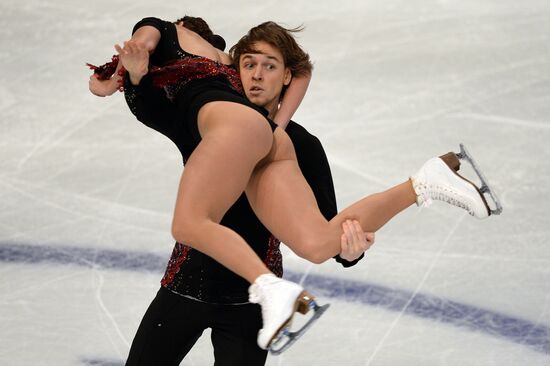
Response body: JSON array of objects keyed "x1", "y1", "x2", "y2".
[{"x1": 125, "y1": 287, "x2": 268, "y2": 366}]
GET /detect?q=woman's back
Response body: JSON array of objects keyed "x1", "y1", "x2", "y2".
[
  {"x1": 132, "y1": 17, "x2": 231, "y2": 66},
  {"x1": 174, "y1": 24, "x2": 232, "y2": 65}
]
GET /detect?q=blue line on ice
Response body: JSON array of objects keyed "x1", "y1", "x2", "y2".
[{"x1": 2, "y1": 242, "x2": 549, "y2": 357}]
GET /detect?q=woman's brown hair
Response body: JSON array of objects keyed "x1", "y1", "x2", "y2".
[{"x1": 175, "y1": 16, "x2": 226, "y2": 51}]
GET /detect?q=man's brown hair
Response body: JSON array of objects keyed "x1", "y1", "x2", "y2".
[{"x1": 229, "y1": 21, "x2": 313, "y2": 78}]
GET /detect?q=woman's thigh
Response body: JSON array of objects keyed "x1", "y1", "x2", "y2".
[
  {"x1": 245, "y1": 129, "x2": 340, "y2": 261},
  {"x1": 175, "y1": 101, "x2": 274, "y2": 224}
]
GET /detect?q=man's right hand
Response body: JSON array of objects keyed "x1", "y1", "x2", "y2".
[{"x1": 339, "y1": 220, "x2": 375, "y2": 262}]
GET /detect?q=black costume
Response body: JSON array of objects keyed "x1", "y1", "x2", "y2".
[{"x1": 119, "y1": 17, "x2": 363, "y2": 366}]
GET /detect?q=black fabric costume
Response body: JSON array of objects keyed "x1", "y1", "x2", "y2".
[
  {"x1": 125, "y1": 287, "x2": 266, "y2": 366},
  {"x1": 135, "y1": 17, "x2": 277, "y2": 147},
  {"x1": 121, "y1": 17, "x2": 363, "y2": 366}
]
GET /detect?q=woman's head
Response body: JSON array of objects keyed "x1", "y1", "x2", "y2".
[
  {"x1": 175, "y1": 16, "x2": 226, "y2": 51},
  {"x1": 230, "y1": 21, "x2": 313, "y2": 78}
]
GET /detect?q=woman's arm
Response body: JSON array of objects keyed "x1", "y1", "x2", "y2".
[
  {"x1": 89, "y1": 23, "x2": 162, "y2": 95},
  {"x1": 129, "y1": 25, "x2": 162, "y2": 53},
  {"x1": 115, "y1": 25, "x2": 161, "y2": 86},
  {"x1": 273, "y1": 72, "x2": 311, "y2": 129},
  {"x1": 88, "y1": 59, "x2": 123, "y2": 97}
]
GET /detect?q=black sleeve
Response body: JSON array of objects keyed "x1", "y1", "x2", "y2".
[
  {"x1": 333, "y1": 252, "x2": 365, "y2": 267},
  {"x1": 286, "y1": 121, "x2": 364, "y2": 267},
  {"x1": 123, "y1": 74, "x2": 189, "y2": 161},
  {"x1": 132, "y1": 17, "x2": 165, "y2": 35},
  {"x1": 126, "y1": 17, "x2": 179, "y2": 135},
  {"x1": 131, "y1": 17, "x2": 176, "y2": 66}
]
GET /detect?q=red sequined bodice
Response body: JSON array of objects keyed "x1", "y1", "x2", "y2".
[{"x1": 149, "y1": 56, "x2": 243, "y2": 99}]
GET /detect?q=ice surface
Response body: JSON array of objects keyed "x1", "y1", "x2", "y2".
[{"x1": 1, "y1": 0, "x2": 550, "y2": 365}]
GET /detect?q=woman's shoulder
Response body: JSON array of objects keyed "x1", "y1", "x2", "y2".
[{"x1": 132, "y1": 17, "x2": 171, "y2": 35}]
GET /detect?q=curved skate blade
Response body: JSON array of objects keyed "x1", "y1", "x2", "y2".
[
  {"x1": 268, "y1": 302, "x2": 330, "y2": 355},
  {"x1": 457, "y1": 143, "x2": 503, "y2": 215}
]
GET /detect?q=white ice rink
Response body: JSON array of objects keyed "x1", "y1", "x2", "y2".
[{"x1": 1, "y1": 0, "x2": 550, "y2": 365}]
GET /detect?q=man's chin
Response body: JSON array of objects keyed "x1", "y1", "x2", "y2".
[{"x1": 247, "y1": 95, "x2": 265, "y2": 106}]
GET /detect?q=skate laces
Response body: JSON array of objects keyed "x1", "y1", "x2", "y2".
[{"x1": 414, "y1": 181, "x2": 474, "y2": 216}]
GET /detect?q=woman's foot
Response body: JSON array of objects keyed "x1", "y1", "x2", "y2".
[
  {"x1": 411, "y1": 155, "x2": 491, "y2": 219},
  {"x1": 248, "y1": 274, "x2": 319, "y2": 351}
]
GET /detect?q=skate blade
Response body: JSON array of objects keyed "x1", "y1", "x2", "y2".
[
  {"x1": 456, "y1": 143, "x2": 503, "y2": 215},
  {"x1": 268, "y1": 300, "x2": 330, "y2": 355}
]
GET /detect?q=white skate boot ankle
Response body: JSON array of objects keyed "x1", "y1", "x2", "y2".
[
  {"x1": 249, "y1": 274, "x2": 314, "y2": 351},
  {"x1": 411, "y1": 155, "x2": 491, "y2": 219}
]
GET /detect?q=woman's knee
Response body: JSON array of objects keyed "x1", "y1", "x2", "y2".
[{"x1": 291, "y1": 233, "x2": 332, "y2": 264}]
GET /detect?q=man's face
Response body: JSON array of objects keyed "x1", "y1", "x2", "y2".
[{"x1": 239, "y1": 41, "x2": 292, "y2": 114}]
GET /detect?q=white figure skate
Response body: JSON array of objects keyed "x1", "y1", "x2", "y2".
[
  {"x1": 412, "y1": 144, "x2": 502, "y2": 218},
  {"x1": 248, "y1": 274, "x2": 329, "y2": 355}
]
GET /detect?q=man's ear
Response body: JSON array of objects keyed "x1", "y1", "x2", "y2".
[{"x1": 283, "y1": 68, "x2": 292, "y2": 86}]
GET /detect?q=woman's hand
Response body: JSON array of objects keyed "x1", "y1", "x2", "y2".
[
  {"x1": 114, "y1": 40, "x2": 150, "y2": 85},
  {"x1": 339, "y1": 220, "x2": 375, "y2": 262},
  {"x1": 89, "y1": 74, "x2": 119, "y2": 97}
]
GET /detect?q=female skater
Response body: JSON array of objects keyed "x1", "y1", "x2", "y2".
[
  {"x1": 90, "y1": 19, "x2": 371, "y2": 364},
  {"x1": 99, "y1": 15, "x2": 498, "y2": 351}
]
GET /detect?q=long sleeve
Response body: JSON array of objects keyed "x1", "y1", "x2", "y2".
[{"x1": 123, "y1": 74, "x2": 192, "y2": 161}]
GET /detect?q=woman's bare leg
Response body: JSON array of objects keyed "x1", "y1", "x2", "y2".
[
  {"x1": 170, "y1": 103, "x2": 322, "y2": 350},
  {"x1": 171, "y1": 101, "x2": 414, "y2": 275},
  {"x1": 171, "y1": 101, "x2": 276, "y2": 283},
  {"x1": 246, "y1": 128, "x2": 417, "y2": 264}
]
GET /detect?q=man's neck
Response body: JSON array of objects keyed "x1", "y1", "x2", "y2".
[{"x1": 264, "y1": 100, "x2": 279, "y2": 121}]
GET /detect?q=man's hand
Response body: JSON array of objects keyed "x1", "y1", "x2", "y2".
[{"x1": 339, "y1": 220, "x2": 375, "y2": 262}]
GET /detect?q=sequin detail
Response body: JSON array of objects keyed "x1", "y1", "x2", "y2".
[
  {"x1": 86, "y1": 54, "x2": 125, "y2": 92},
  {"x1": 149, "y1": 56, "x2": 243, "y2": 100},
  {"x1": 86, "y1": 55, "x2": 119, "y2": 80},
  {"x1": 161, "y1": 243, "x2": 191, "y2": 287},
  {"x1": 264, "y1": 235, "x2": 283, "y2": 277},
  {"x1": 161, "y1": 235, "x2": 282, "y2": 290}
]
